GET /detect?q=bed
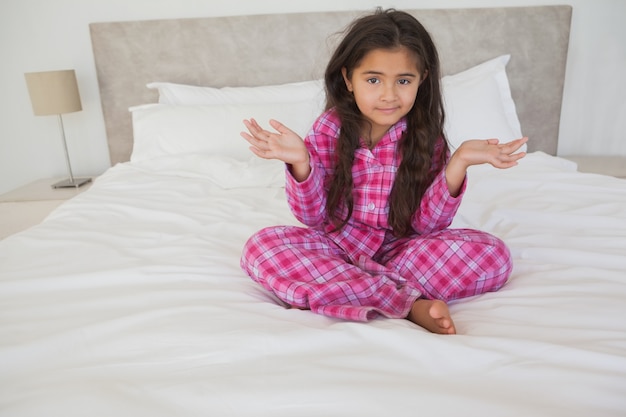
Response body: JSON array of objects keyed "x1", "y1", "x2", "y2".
[{"x1": 2, "y1": 6, "x2": 626, "y2": 416}]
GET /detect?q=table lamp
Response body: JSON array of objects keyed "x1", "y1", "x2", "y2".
[{"x1": 24, "y1": 69, "x2": 91, "y2": 188}]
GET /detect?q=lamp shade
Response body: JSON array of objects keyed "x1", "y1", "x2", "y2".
[{"x1": 24, "y1": 69, "x2": 82, "y2": 116}]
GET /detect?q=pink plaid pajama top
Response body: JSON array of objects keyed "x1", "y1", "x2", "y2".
[{"x1": 241, "y1": 109, "x2": 512, "y2": 321}]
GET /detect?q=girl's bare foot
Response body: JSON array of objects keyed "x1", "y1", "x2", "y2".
[{"x1": 406, "y1": 299, "x2": 456, "y2": 334}]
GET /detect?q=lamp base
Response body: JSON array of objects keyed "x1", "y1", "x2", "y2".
[{"x1": 51, "y1": 177, "x2": 92, "y2": 189}]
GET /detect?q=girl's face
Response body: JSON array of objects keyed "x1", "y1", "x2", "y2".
[{"x1": 342, "y1": 47, "x2": 424, "y2": 145}]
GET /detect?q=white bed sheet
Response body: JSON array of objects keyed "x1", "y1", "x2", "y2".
[{"x1": 1, "y1": 152, "x2": 625, "y2": 417}]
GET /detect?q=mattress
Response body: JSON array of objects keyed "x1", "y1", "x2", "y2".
[{"x1": 1, "y1": 151, "x2": 625, "y2": 416}]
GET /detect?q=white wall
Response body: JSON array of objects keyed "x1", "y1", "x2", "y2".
[{"x1": 1, "y1": 0, "x2": 624, "y2": 195}]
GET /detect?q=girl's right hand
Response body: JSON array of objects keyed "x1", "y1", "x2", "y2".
[{"x1": 241, "y1": 118, "x2": 311, "y2": 182}]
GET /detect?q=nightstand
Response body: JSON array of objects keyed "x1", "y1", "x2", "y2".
[
  {"x1": 561, "y1": 156, "x2": 626, "y2": 179},
  {"x1": 0, "y1": 178, "x2": 93, "y2": 240}
]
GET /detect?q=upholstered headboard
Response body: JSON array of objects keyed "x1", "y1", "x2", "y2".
[{"x1": 90, "y1": 6, "x2": 572, "y2": 165}]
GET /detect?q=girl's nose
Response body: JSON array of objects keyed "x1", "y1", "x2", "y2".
[{"x1": 380, "y1": 83, "x2": 397, "y2": 101}]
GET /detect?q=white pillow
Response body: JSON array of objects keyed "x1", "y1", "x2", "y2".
[
  {"x1": 442, "y1": 55, "x2": 525, "y2": 152},
  {"x1": 130, "y1": 99, "x2": 321, "y2": 163},
  {"x1": 133, "y1": 56, "x2": 523, "y2": 165},
  {"x1": 147, "y1": 79, "x2": 325, "y2": 106}
]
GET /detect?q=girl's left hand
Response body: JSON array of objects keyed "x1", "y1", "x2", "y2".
[
  {"x1": 445, "y1": 137, "x2": 528, "y2": 197},
  {"x1": 453, "y1": 137, "x2": 528, "y2": 169}
]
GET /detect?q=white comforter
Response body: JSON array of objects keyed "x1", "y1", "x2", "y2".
[{"x1": 1, "y1": 152, "x2": 625, "y2": 417}]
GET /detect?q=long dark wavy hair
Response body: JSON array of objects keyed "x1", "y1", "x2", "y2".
[{"x1": 324, "y1": 8, "x2": 448, "y2": 237}]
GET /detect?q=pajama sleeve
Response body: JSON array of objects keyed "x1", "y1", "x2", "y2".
[
  {"x1": 410, "y1": 138, "x2": 466, "y2": 234},
  {"x1": 285, "y1": 158, "x2": 327, "y2": 227},
  {"x1": 411, "y1": 168, "x2": 466, "y2": 234},
  {"x1": 284, "y1": 112, "x2": 339, "y2": 227}
]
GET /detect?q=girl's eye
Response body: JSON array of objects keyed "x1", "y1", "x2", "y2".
[
  {"x1": 398, "y1": 79, "x2": 411, "y2": 85},
  {"x1": 366, "y1": 78, "x2": 380, "y2": 84}
]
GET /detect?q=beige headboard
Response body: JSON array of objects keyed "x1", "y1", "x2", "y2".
[{"x1": 90, "y1": 6, "x2": 572, "y2": 165}]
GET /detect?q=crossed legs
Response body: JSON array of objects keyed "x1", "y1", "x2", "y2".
[{"x1": 241, "y1": 226, "x2": 512, "y2": 334}]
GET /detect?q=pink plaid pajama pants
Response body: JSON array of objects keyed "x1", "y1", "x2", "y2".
[{"x1": 240, "y1": 225, "x2": 512, "y2": 321}]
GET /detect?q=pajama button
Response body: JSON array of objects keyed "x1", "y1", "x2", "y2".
[{"x1": 367, "y1": 203, "x2": 375, "y2": 211}]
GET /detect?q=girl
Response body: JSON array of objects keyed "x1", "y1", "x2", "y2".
[{"x1": 240, "y1": 9, "x2": 527, "y2": 334}]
